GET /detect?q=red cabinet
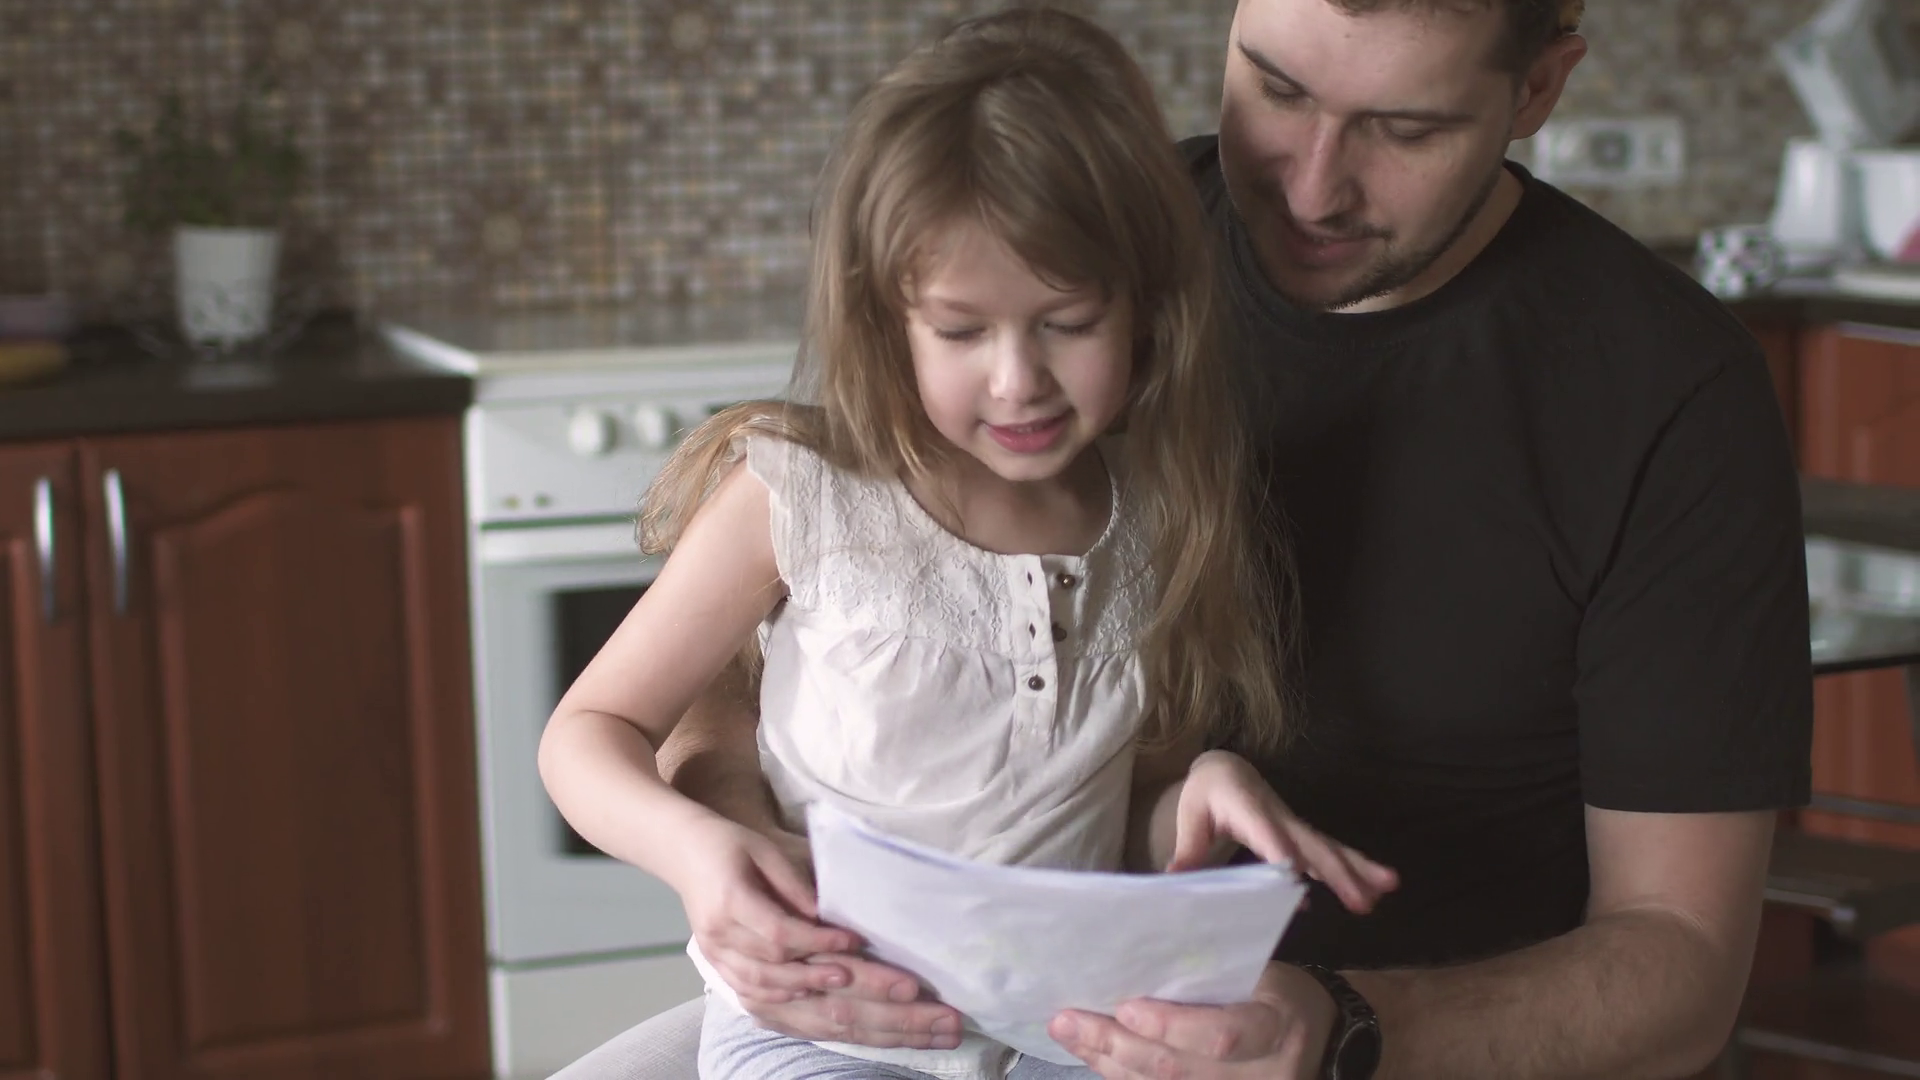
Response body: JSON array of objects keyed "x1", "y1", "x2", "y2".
[
  {"x1": 0, "y1": 445, "x2": 109, "y2": 1080},
  {"x1": 1796, "y1": 325, "x2": 1920, "y2": 974},
  {"x1": 0, "y1": 419, "x2": 489, "y2": 1080}
]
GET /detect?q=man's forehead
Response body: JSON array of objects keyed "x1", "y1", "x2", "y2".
[{"x1": 1234, "y1": 0, "x2": 1509, "y2": 98}]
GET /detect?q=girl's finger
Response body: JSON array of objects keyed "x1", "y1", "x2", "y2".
[
  {"x1": 710, "y1": 949, "x2": 848, "y2": 1003},
  {"x1": 727, "y1": 885, "x2": 856, "y2": 961},
  {"x1": 1166, "y1": 791, "x2": 1221, "y2": 872},
  {"x1": 1218, "y1": 796, "x2": 1301, "y2": 869},
  {"x1": 1287, "y1": 826, "x2": 1378, "y2": 912},
  {"x1": 750, "y1": 840, "x2": 822, "y2": 919}
]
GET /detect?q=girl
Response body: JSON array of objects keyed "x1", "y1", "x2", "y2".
[{"x1": 539, "y1": 8, "x2": 1395, "y2": 1079}]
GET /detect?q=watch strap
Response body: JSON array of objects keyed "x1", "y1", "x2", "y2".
[{"x1": 1298, "y1": 964, "x2": 1380, "y2": 1080}]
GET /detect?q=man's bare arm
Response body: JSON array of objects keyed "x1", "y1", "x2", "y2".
[
  {"x1": 1348, "y1": 808, "x2": 1772, "y2": 1080},
  {"x1": 1055, "y1": 808, "x2": 1772, "y2": 1079},
  {"x1": 656, "y1": 660, "x2": 790, "y2": 840}
]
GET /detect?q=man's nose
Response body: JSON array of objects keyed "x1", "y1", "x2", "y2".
[{"x1": 1285, "y1": 117, "x2": 1359, "y2": 226}]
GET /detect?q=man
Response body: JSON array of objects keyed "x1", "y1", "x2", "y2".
[{"x1": 557, "y1": 0, "x2": 1812, "y2": 1077}]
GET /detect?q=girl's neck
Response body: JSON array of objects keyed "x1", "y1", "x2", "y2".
[{"x1": 905, "y1": 446, "x2": 1112, "y2": 558}]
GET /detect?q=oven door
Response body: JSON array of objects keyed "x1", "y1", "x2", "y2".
[{"x1": 470, "y1": 520, "x2": 692, "y2": 965}]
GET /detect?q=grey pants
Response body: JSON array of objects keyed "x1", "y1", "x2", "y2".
[{"x1": 549, "y1": 997, "x2": 1093, "y2": 1080}]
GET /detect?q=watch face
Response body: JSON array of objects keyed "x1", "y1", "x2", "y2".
[{"x1": 1338, "y1": 1022, "x2": 1382, "y2": 1078}]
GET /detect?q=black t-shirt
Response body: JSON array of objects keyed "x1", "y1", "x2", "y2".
[{"x1": 1182, "y1": 136, "x2": 1814, "y2": 970}]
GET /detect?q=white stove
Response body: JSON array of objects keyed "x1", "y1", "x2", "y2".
[{"x1": 382, "y1": 301, "x2": 801, "y2": 1077}]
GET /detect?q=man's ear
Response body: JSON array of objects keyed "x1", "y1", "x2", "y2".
[{"x1": 1512, "y1": 34, "x2": 1588, "y2": 141}]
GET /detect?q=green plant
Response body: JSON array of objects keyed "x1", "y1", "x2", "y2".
[{"x1": 113, "y1": 75, "x2": 304, "y2": 232}]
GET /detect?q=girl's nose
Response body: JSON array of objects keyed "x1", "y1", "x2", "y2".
[{"x1": 987, "y1": 332, "x2": 1052, "y2": 402}]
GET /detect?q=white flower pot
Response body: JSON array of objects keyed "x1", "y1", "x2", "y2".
[{"x1": 173, "y1": 226, "x2": 281, "y2": 347}]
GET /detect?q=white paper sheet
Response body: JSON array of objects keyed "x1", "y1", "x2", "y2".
[{"x1": 808, "y1": 802, "x2": 1309, "y2": 1066}]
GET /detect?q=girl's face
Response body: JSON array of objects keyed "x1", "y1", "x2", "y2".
[{"x1": 904, "y1": 220, "x2": 1133, "y2": 486}]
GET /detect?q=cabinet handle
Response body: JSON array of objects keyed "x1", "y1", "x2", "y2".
[
  {"x1": 32, "y1": 477, "x2": 54, "y2": 624},
  {"x1": 104, "y1": 468, "x2": 128, "y2": 614}
]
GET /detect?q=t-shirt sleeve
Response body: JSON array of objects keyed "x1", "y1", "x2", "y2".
[{"x1": 1575, "y1": 351, "x2": 1813, "y2": 813}]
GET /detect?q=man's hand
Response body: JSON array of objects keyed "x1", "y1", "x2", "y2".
[{"x1": 1050, "y1": 962, "x2": 1336, "y2": 1079}]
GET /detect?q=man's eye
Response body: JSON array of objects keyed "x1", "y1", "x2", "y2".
[
  {"x1": 1259, "y1": 81, "x2": 1304, "y2": 106},
  {"x1": 1380, "y1": 122, "x2": 1439, "y2": 145}
]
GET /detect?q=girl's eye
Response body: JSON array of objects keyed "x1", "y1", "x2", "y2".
[
  {"x1": 933, "y1": 327, "x2": 983, "y2": 343},
  {"x1": 1047, "y1": 317, "x2": 1103, "y2": 337}
]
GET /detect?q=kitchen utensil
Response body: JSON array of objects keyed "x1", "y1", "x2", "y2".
[
  {"x1": 1851, "y1": 147, "x2": 1920, "y2": 261},
  {"x1": 1769, "y1": 138, "x2": 1857, "y2": 269},
  {"x1": 1697, "y1": 224, "x2": 1784, "y2": 299},
  {"x1": 1832, "y1": 261, "x2": 1920, "y2": 301},
  {"x1": 1775, "y1": 0, "x2": 1920, "y2": 148}
]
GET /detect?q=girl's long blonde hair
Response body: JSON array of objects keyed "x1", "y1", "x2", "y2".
[{"x1": 642, "y1": 6, "x2": 1295, "y2": 756}]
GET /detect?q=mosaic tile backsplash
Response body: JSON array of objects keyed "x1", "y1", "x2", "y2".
[{"x1": 0, "y1": 0, "x2": 1882, "y2": 321}]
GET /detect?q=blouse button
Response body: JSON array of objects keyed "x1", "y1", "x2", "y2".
[
  {"x1": 1052, "y1": 622, "x2": 1067, "y2": 642},
  {"x1": 1056, "y1": 573, "x2": 1078, "y2": 589},
  {"x1": 1028, "y1": 675, "x2": 1047, "y2": 691}
]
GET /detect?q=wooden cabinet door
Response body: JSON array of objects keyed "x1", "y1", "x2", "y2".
[
  {"x1": 1797, "y1": 325, "x2": 1920, "y2": 972},
  {"x1": 77, "y1": 419, "x2": 488, "y2": 1080},
  {"x1": 0, "y1": 444, "x2": 109, "y2": 1080}
]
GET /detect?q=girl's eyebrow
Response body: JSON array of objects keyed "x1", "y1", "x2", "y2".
[{"x1": 917, "y1": 293, "x2": 1102, "y2": 316}]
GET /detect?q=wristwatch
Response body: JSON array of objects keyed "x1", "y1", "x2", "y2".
[{"x1": 1299, "y1": 964, "x2": 1381, "y2": 1080}]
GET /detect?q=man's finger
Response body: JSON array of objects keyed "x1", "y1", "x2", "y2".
[
  {"x1": 1053, "y1": 1010, "x2": 1193, "y2": 1080},
  {"x1": 815, "y1": 952, "x2": 929, "y2": 1004},
  {"x1": 1118, "y1": 998, "x2": 1281, "y2": 1061}
]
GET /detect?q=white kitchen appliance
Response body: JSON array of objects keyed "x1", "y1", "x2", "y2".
[
  {"x1": 1768, "y1": 0, "x2": 1920, "y2": 268},
  {"x1": 382, "y1": 300, "x2": 801, "y2": 1077}
]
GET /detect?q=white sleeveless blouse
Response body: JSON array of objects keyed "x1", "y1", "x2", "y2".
[
  {"x1": 748, "y1": 435, "x2": 1154, "y2": 873},
  {"x1": 692, "y1": 436, "x2": 1157, "y2": 1080}
]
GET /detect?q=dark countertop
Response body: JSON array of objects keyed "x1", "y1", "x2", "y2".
[
  {"x1": 0, "y1": 316, "x2": 471, "y2": 442},
  {"x1": 1804, "y1": 477, "x2": 1920, "y2": 554},
  {"x1": 1650, "y1": 242, "x2": 1920, "y2": 332}
]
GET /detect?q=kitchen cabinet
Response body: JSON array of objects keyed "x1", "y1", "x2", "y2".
[
  {"x1": 0, "y1": 445, "x2": 110, "y2": 1080},
  {"x1": 1796, "y1": 324, "x2": 1920, "y2": 974},
  {"x1": 0, "y1": 418, "x2": 489, "y2": 1080}
]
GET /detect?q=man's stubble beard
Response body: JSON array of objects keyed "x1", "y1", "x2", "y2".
[{"x1": 1227, "y1": 160, "x2": 1505, "y2": 312}]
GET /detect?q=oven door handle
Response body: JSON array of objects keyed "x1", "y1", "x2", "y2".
[{"x1": 476, "y1": 521, "x2": 647, "y2": 566}]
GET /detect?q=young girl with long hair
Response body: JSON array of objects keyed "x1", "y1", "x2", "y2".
[{"x1": 539, "y1": 8, "x2": 1395, "y2": 1078}]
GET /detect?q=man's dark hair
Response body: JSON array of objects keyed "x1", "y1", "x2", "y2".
[{"x1": 1328, "y1": 0, "x2": 1583, "y2": 73}]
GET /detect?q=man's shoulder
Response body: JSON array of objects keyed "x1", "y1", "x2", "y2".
[
  {"x1": 1179, "y1": 134, "x2": 1226, "y2": 206},
  {"x1": 1497, "y1": 172, "x2": 1763, "y2": 387}
]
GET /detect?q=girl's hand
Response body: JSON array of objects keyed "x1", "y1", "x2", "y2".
[
  {"x1": 674, "y1": 816, "x2": 862, "y2": 1004},
  {"x1": 1167, "y1": 750, "x2": 1399, "y2": 914}
]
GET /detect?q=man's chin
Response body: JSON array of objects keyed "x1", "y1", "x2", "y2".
[{"x1": 1266, "y1": 267, "x2": 1388, "y2": 313}]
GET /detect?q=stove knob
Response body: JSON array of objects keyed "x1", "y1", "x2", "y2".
[
  {"x1": 567, "y1": 408, "x2": 616, "y2": 457},
  {"x1": 631, "y1": 404, "x2": 681, "y2": 451}
]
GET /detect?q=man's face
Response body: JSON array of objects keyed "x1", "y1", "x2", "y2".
[{"x1": 1219, "y1": 0, "x2": 1526, "y2": 311}]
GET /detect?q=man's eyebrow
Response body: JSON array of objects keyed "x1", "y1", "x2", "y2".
[
  {"x1": 1235, "y1": 39, "x2": 1477, "y2": 126},
  {"x1": 1237, "y1": 41, "x2": 1302, "y2": 89}
]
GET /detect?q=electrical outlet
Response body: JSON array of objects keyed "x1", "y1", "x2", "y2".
[{"x1": 1527, "y1": 116, "x2": 1686, "y2": 187}]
